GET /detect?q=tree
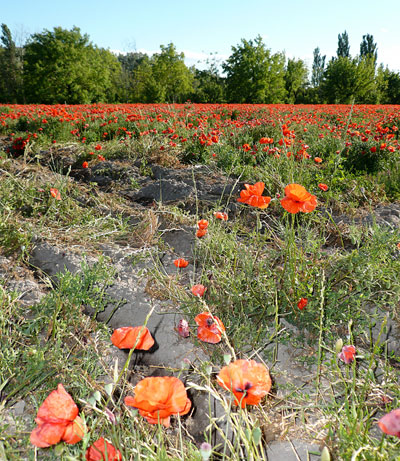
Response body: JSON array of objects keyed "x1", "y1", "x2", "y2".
[
  {"x1": 116, "y1": 52, "x2": 148, "y2": 101},
  {"x1": 131, "y1": 43, "x2": 193, "y2": 103},
  {"x1": 311, "y1": 47, "x2": 326, "y2": 87},
  {"x1": 151, "y1": 43, "x2": 193, "y2": 103},
  {"x1": 284, "y1": 58, "x2": 308, "y2": 103},
  {"x1": 191, "y1": 54, "x2": 225, "y2": 102},
  {"x1": 24, "y1": 27, "x2": 121, "y2": 103},
  {"x1": 360, "y1": 34, "x2": 377, "y2": 65},
  {"x1": 321, "y1": 56, "x2": 376, "y2": 103},
  {"x1": 0, "y1": 24, "x2": 23, "y2": 102},
  {"x1": 375, "y1": 65, "x2": 400, "y2": 104},
  {"x1": 337, "y1": 31, "x2": 350, "y2": 58},
  {"x1": 223, "y1": 35, "x2": 286, "y2": 103}
]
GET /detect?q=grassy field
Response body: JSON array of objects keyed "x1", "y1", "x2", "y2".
[{"x1": 1, "y1": 103, "x2": 400, "y2": 460}]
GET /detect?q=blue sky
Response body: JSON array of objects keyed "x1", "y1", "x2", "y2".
[{"x1": 3, "y1": 0, "x2": 400, "y2": 72}]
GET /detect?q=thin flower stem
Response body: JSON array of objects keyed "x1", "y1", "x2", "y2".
[
  {"x1": 114, "y1": 303, "x2": 156, "y2": 390},
  {"x1": 315, "y1": 269, "x2": 326, "y2": 400}
]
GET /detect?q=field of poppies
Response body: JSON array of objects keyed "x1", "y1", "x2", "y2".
[{"x1": 1, "y1": 103, "x2": 400, "y2": 460}]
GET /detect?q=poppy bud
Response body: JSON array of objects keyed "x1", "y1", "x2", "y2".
[
  {"x1": 335, "y1": 338, "x2": 344, "y2": 354},
  {"x1": 177, "y1": 319, "x2": 190, "y2": 338}
]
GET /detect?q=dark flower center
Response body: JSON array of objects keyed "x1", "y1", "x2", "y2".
[
  {"x1": 235, "y1": 382, "x2": 252, "y2": 393},
  {"x1": 206, "y1": 318, "x2": 214, "y2": 327}
]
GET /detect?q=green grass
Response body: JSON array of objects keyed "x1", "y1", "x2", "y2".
[{"x1": 1, "y1": 119, "x2": 400, "y2": 460}]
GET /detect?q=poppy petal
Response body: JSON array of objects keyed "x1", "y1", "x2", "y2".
[
  {"x1": 30, "y1": 422, "x2": 67, "y2": 447},
  {"x1": 36, "y1": 383, "x2": 79, "y2": 423},
  {"x1": 111, "y1": 326, "x2": 154, "y2": 350},
  {"x1": 217, "y1": 359, "x2": 271, "y2": 408},
  {"x1": 378, "y1": 409, "x2": 400, "y2": 438},
  {"x1": 125, "y1": 377, "x2": 191, "y2": 427},
  {"x1": 62, "y1": 416, "x2": 85, "y2": 444},
  {"x1": 197, "y1": 326, "x2": 221, "y2": 344},
  {"x1": 86, "y1": 437, "x2": 122, "y2": 461}
]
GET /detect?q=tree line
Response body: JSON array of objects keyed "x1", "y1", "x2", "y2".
[{"x1": 1, "y1": 24, "x2": 400, "y2": 105}]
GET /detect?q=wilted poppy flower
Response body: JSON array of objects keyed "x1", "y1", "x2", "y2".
[
  {"x1": 297, "y1": 298, "x2": 308, "y2": 310},
  {"x1": 338, "y1": 345, "x2": 356, "y2": 364},
  {"x1": 214, "y1": 211, "x2": 228, "y2": 221},
  {"x1": 86, "y1": 437, "x2": 122, "y2": 460},
  {"x1": 191, "y1": 284, "x2": 206, "y2": 297},
  {"x1": 378, "y1": 409, "x2": 400, "y2": 438},
  {"x1": 217, "y1": 359, "x2": 271, "y2": 408},
  {"x1": 174, "y1": 258, "x2": 189, "y2": 268},
  {"x1": 177, "y1": 319, "x2": 190, "y2": 338},
  {"x1": 30, "y1": 383, "x2": 84, "y2": 447},
  {"x1": 124, "y1": 376, "x2": 191, "y2": 427},
  {"x1": 82, "y1": 161, "x2": 89, "y2": 169},
  {"x1": 314, "y1": 157, "x2": 323, "y2": 163},
  {"x1": 196, "y1": 228, "x2": 207, "y2": 238},
  {"x1": 280, "y1": 184, "x2": 317, "y2": 214},
  {"x1": 50, "y1": 188, "x2": 61, "y2": 201},
  {"x1": 318, "y1": 183, "x2": 328, "y2": 191},
  {"x1": 195, "y1": 312, "x2": 225, "y2": 344},
  {"x1": 111, "y1": 326, "x2": 154, "y2": 350},
  {"x1": 237, "y1": 182, "x2": 272, "y2": 209},
  {"x1": 197, "y1": 219, "x2": 209, "y2": 230}
]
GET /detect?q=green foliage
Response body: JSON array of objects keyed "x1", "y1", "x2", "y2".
[
  {"x1": 132, "y1": 43, "x2": 194, "y2": 103},
  {"x1": 284, "y1": 58, "x2": 309, "y2": 103},
  {"x1": 23, "y1": 26, "x2": 121, "y2": 103},
  {"x1": 343, "y1": 138, "x2": 393, "y2": 174},
  {"x1": 321, "y1": 56, "x2": 376, "y2": 103},
  {"x1": 337, "y1": 30, "x2": 350, "y2": 58},
  {"x1": 360, "y1": 34, "x2": 377, "y2": 64},
  {"x1": 0, "y1": 24, "x2": 23, "y2": 103},
  {"x1": 311, "y1": 47, "x2": 326, "y2": 88},
  {"x1": 223, "y1": 35, "x2": 287, "y2": 103}
]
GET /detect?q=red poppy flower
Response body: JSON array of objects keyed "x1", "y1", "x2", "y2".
[
  {"x1": 217, "y1": 359, "x2": 271, "y2": 408},
  {"x1": 191, "y1": 284, "x2": 206, "y2": 297},
  {"x1": 195, "y1": 312, "x2": 225, "y2": 344},
  {"x1": 30, "y1": 384, "x2": 84, "y2": 447},
  {"x1": 82, "y1": 161, "x2": 89, "y2": 169},
  {"x1": 124, "y1": 376, "x2": 191, "y2": 427},
  {"x1": 297, "y1": 298, "x2": 308, "y2": 310},
  {"x1": 378, "y1": 409, "x2": 400, "y2": 438},
  {"x1": 196, "y1": 228, "x2": 207, "y2": 238},
  {"x1": 318, "y1": 183, "x2": 328, "y2": 191},
  {"x1": 86, "y1": 437, "x2": 122, "y2": 460},
  {"x1": 95, "y1": 144, "x2": 102, "y2": 151},
  {"x1": 242, "y1": 143, "x2": 251, "y2": 151},
  {"x1": 174, "y1": 258, "x2": 189, "y2": 268},
  {"x1": 280, "y1": 184, "x2": 317, "y2": 214},
  {"x1": 50, "y1": 188, "x2": 61, "y2": 201},
  {"x1": 111, "y1": 326, "x2": 154, "y2": 350},
  {"x1": 214, "y1": 211, "x2": 228, "y2": 221},
  {"x1": 98, "y1": 155, "x2": 105, "y2": 161},
  {"x1": 338, "y1": 345, "x2": 356, "y2": 364},
  {"x1": 314, "y1": 157, "x2": 322, "y2": 163},
  {"x1": 237, "y1": 182, "x2": 272, "y2": 209},
  {"x1": 197, "y1": 219, "x2": 209, "y2": 230}
]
